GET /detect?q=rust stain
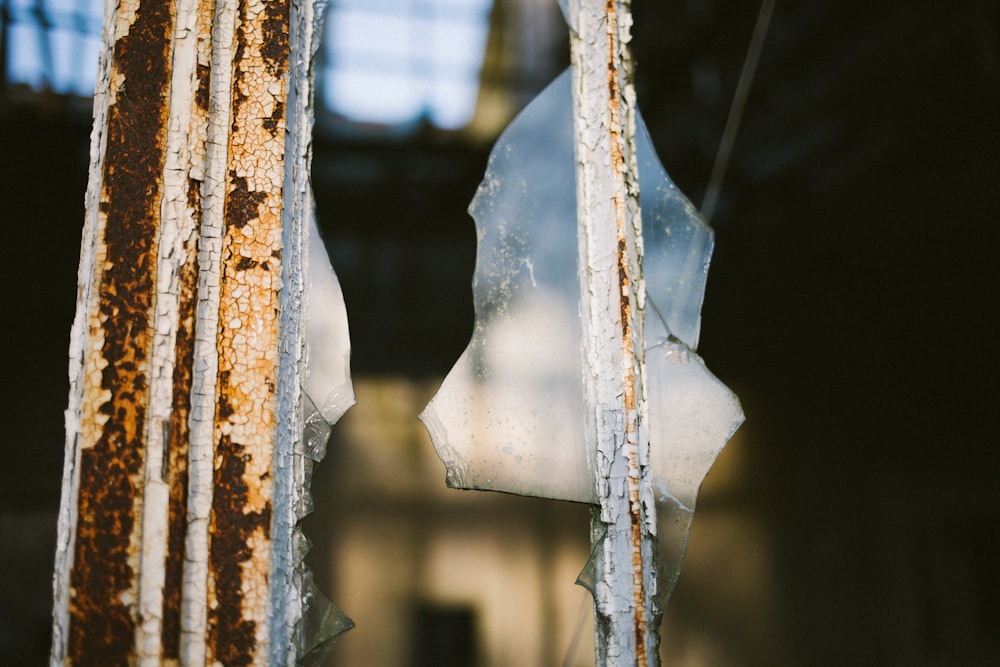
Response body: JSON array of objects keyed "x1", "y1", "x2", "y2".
[
  {"x1": 162, "y1": 4, "x2": 215, "y2": 657},
  {"x1": 195, "y1": 62, "x2": 212, "y2": 112},
  {"x1": 207, "y1": 0, "x2": 291, "y2": 662},
  {"x1": 259, "y1": 2, "x2": 290, "y2": 73},
  {"x1": 159, "y1": 187, "x2": 201, "y2": 661},
  {"x1": 68, "y1": 1, "x2": 175, "y2": 664},
  {"x1": 209, "y1": 429, "x2": 274, "y2": 664},
  {"x1": 606, "y1": 0, "x2": 649, "y2": 663},
  {"x1": 225, "y1": 176, "x2": 268, "y2": 230}
]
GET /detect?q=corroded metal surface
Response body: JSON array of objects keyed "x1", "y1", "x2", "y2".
[
  {"x1": 206, "y1": 0, "x2": 290, "y2": 663},
  {"x1": 160, "y1": 234, "x2": 198, "y2": 664},
  {"x1": 66, "y1": 2, "x2": 174, "y2": 663},
  {"x1": 53, "y1": 0, "x2": 310, "y2": 664},
  {"x1": 605, "y1": 3, "x2": 651, "y2": 661},
  {"x1": 568, "y1": 0, "x2": 658, "y2": 663}
]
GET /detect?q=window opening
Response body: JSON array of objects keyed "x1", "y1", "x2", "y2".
[
  {"x1": 321, "y1": 0, "x2": 494, "y2": 129},
  {"x1": 1, "y1": 0, "x2": 103, "y2": 95}
]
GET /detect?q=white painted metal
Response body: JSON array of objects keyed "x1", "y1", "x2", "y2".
[
  {"x1": 181, "y1": 0, "x2": 239, "y2": 661},
  {"x1": 567, "y1": 0, "x2": 659, "y2": 663},
  {"x1": 51, "y1": 1, "x2": 351, "y2": 664}
]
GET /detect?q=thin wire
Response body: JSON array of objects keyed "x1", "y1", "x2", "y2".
[{"x1": 700, "y1": 0, "x2": 776, "y2": 224}]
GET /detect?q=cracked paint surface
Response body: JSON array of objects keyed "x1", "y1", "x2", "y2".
[
  {"x1": 206, "y1": 0, "x2": 291, "y2": 663},
  {"x1": 53, "y1": 1, "x2": 354, "y2": 665},
  {"x1": 569, "y1": 1, "x2": 656, "y2": 662},
  {"x1": 603, "y1": 2, "x2": 651, "y2": 661},
  {"x1": 66, "y1": 2, "x2": 174, "y2": 664},
  {"x1": 421, "y1": 0, "x2": 742, "y2": 664},
  {"x1": 158, "y1": 9, "x2": 213, "y2": 651}
]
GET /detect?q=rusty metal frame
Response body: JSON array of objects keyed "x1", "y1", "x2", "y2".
[
  {"x1": 567, "y1": 0, "x2": 660, "y2": 663},
  {"x1": 51, "y1": 1, "x2": 333, "y2": 664}
]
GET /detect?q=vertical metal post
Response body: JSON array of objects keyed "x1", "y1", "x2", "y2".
[
  {"x1": 567, "y1": 0, "x2": 659, "y2": 664},
  {"x1": 50, "y1": 0, "x2": 327, "y2": 664}
]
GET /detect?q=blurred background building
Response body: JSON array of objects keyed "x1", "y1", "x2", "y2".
[{"x1": 2, "y1": 0, "x2": 998, "y2": 665}]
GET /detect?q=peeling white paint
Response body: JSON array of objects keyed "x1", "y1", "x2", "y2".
[
  {"x1": 179, "y1": 0, "x2": 240, "y2": 662},
  {"x1": 50, "y1": 0, "x2": 118, "y2": 659},
  {"x1": 421, "y1": 1, "x2": 742, "y2": 664},
  {"x1": 55, "y1": 0, "x2": 354, "y2": 664},
  {"x1": 132, "y1": 2, "x2": 204, "y2": 662},
  {"x1": 269, "y1": 1, "x2": 355, "y2": 664}
]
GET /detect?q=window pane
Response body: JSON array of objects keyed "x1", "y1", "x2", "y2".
[
  {"x1": 322, "y1": 0, "x2": 494, "y2": 130},
  {"x1": 3, "y1": 0, "x2": 104, "y2": 94}
]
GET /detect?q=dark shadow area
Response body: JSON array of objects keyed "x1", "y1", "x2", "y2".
[{"x1": 410, "y1": 602, "x2": 478, "y2": 667}]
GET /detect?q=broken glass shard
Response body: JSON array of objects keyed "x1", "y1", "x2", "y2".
[
  {"x1": 289, "y1": 527, "x2": 352, "y2": 664},
  {"x1": 289, "y1": 212, "x2": 356, "y2": 658},
  {"x1": 646, "y1": 338, "x2": 744, "y2": 602},
  {"x1": 575, "y1": 528, "x2": 605, "y2": 597},
  {"x1": 290, "y1": 215, "x2": 355, "y2": 524},
  {"x1": 294, "y1": 214, "x2": 355, "y2": 521},
  {"x1": 296, "y1": 567, "x2": 355, "y2": 667},
  {"x1": 302, "y1": 393, "x2": 332, "y2": 463},
  {"x1": 556, "y1": 0, "x2": 573, "y2": 30},
  {"x1": 419, "y1": 68, "x2": 743, "y2": 602},
  {"x1": 304, "y1": 214, "x2": 355, "y2": 427},
  {"x1": 420, "y1": 69, "x2": 589, "y2": 501}
]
